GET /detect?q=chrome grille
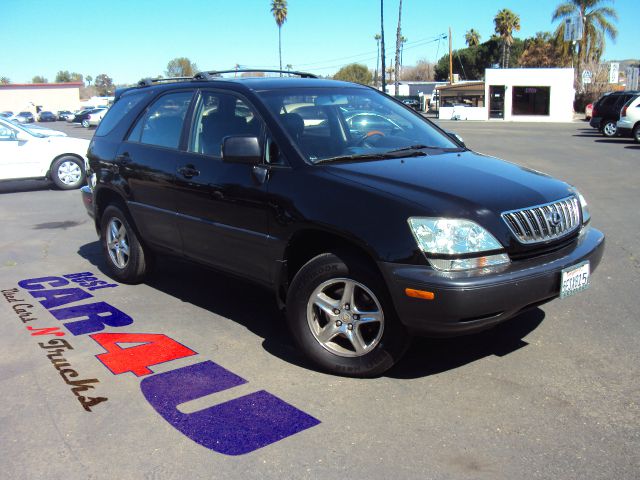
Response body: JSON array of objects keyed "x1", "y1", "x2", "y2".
[{"x1": 502, "y1": 196, "x2": 581, "y2": 244}]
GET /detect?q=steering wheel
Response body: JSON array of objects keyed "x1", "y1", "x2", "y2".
[{"x1": 355, "y1": 130, "x2": 385, "y2": 147}]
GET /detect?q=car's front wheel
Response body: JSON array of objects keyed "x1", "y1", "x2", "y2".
[
  {"x1": 82, "y1": 119, "x2": 90, "y2": 128},
  {"x1": 602, "y1": 120, "x2": 617, "y2": 137},
  {"x1": 100, "y1": 205, "x2": 153, "y2": 284},
  {"x1": 633, "y1": 124, "x2": 640, "y2": 143},
  {"x1": 286, "y1": 251, "x2": 410, "y2": 377},
  {"x1": 50, "y1": 156, "x2": 85, "y2": 190}
]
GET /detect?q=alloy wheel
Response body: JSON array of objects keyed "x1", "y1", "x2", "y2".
[{"x1": 106, "y1": 218, "x2": 130, "y2": 269}]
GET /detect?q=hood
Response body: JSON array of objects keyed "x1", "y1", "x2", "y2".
[
  {"x1": 45, "y1": 136, "x2": 91, "y2": 158},
  {"x1": 323, "y1": 150, "x2": 573, "y2": 217}
]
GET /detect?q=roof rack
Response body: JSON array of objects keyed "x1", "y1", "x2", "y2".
[
  {"x1": 137, "y1": 77, "x2": 193, "y2": 87},
  {"x1": 194, "y1": 69, "x2": 318, "y2": 80}
]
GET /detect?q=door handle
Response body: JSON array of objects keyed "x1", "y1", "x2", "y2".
[
  {"x1": 178, "y1": 165, "x2": 200, "y2": 178},
  {"x1": 115, "y1": 152, "x2": 132, "y2": 164}
]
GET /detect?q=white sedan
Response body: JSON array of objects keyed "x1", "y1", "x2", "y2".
[
  {"x1": 0, "y1": 117, "x2": 90, "y2": 189},
  {"x1": 84, "y1": 108, "x2": 108, "y2": 128}
]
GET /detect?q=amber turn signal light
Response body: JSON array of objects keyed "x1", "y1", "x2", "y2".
[{"x1": 405, "y1": 288, "x2": 435, "y2": 300}]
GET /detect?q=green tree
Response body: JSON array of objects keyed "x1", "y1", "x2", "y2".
[
  {"x1": 552, "y1": 0, "x2": 618, "y2": 74},
  {"x1": 165, "y1": 57, "x2": 198, "y2": 77},
  {"x1": 519, "y1": 32, "x2": 571, "y2": 67},
  {"x1": 32, "y1": 75, "x2": 48, "y2": 84},
  {"x1": 86, "y1": 75, "x2": 93, "y2": 86},
  {"x1": 494, "y1": 9, "x2": 521, "y2": 68},
  {"x1": 270, "y1": 0, "x2": 288, "y2": 73},
  {"x1": 94, "y1": 74, "x2": 114, "y2": 96},
  {"x1": 55, "y1": 71, "x2": 83, "y2": 83},
  {"x1": 333, "y1": 63, "x2": 372, "y2": 85},
  {"x1": 465, "y1": 29, "x2": 481, "y2": 47},
  {"x1": 0, "y1": 76, "x2": 10, "y2": 84}
]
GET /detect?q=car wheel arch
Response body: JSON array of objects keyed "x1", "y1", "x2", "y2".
[
  {"x1": 94, "y1": 187, "x2": 129, "y2": 233},
  {"x1": 47, "y1": 153, "x2": 85, "y2": 179},
  {"x1": 278, "y1": 228, "x2": 383, "y2": 307}
]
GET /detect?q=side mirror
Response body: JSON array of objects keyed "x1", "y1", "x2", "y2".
[
  {"x1": 222, "y1": 136, "x2": 261, "y2": 165},
  {"x1": 446, "y1": 131, "x2": 465, "y2": 148}
]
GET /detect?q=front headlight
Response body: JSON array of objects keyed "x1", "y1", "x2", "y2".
[
  {"x1": 573, "y1": 189, "x2": 591, "y2": 224},
  {"x1": 408, "y1": 218, "x2": 510, "y2": 271}
]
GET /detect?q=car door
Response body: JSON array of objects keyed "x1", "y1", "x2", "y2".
[
  {"x1": 0, "y1": 123, "x2": 46, "y2": 180},
  {"x1": 116, "y1": 89, "x2": 195, "y2": 254},
  {"x1": 173, "y1": 89, "x2": 272, "y2": 284}
]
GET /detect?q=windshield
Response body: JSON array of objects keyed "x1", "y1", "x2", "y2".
[
  {"x1": 258, "y1": 87, "x2": 459, "y2": 163},
  {"x1": 0, "y1": 118, "x2": 42, "y2": 137}
]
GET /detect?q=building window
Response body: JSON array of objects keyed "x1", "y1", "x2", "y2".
[{"x1": 512, "y1": 86, "x2": 550, "y2": 116}]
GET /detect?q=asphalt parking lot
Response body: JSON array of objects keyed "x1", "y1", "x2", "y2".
[{"x1": 1, "y1": 120, "x2": 638, "y2": 479}]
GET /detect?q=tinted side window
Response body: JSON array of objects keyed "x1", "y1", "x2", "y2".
[
  {"x1": 95, "y1": 92, "x2": 149, "y2": 137},
  {"x1": 128, "y1": 91, "x2": 194, "y2": 149},
  {"x1": 600, "y1": 95, "x2": 617, "y2": 108},
  {"x1": 189, "y1": 92, "x2": 262, "y2": 157}
]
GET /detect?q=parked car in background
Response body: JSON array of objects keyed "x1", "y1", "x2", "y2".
[
  {"x1": 585, "y1": 103, "x2": 593, "y2": 120},
  {"x1": 0, "y1": 111, "x2": 13, "y2": 118},
  {"x1": 0, "y1": 117, "x2": 89, "y2": 189},
  {"x1": 70, "y1": 108, "x2": 106, "y2": 125},
  {"x1": 81, "y1": 71, "x2": 604, "y2": 377},
  {"x1": 590, "y1": 91, "x2": 639, "y2": 137},
  {"x1": 37, "y1": 111, "x2": 57, "y2": 122},
  {"x1": 616, "y1": 94, "x2": 640, "y2": 143},
  {"x1": 402, "y1": 98, "x2": 420, "y2": 110},
  {"x1": 11, "y1": 111, "x2": 35, "y2": 123},
  {"x1": 84, "y1": 108, "x2": 108, "y2": 127},
  {"x1": 57, "y1": 110, "x2": 74, "y2": 121}
]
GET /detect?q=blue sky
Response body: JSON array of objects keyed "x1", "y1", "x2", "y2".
[{"x1": 1, "y1": 0, "x2": 637, "y2": 84}]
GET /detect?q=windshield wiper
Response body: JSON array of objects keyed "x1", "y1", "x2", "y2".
[
  {"x1": 315, "y1": 149, "x2": 426, "y2": 165},
  {"x1": 387, "y1": 144, "x2": 442, "y2": 153}
]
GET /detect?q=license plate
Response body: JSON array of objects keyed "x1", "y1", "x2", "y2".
[{"x1": 560, "y1": 261, "x2": 590, "y2": 298}]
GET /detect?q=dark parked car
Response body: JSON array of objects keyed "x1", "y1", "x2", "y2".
[
  {"x1": 37, "y1": 111, "x2": 57, "y2": 122},
  {"x1": 589, "y1": 90, "x2": 640, "y2": 137},
  {"x1": 402, "y1": 98, "x2": 420, "y2": 110},
  {"x1": 82, "y1": 70, "x2": 604, "y2": 377},
  {"x1": 70, "y1": 108, "x2": 105, "y2": 124},
  {"x1": 14, "y1": 111, "x2": 35, "y2": 123},
  {"x1": 0, "y1": 111, "x2": 13, "y2": 118},
  {"x1": 57, "y1": 110, "x2": 74, "y2": 121}
]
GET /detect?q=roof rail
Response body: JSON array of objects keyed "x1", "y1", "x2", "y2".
[
  {"x1": 136, "y1": 77, "x2": 193, "y2": 87},
  {"x1": 194, "y1": 69, "x2": 318, "y2": 79}
]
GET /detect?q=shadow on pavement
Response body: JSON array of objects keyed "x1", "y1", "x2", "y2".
[
  {"x1": 624, "y1": 145, "x2": 640, "y2": 150},
  {"x1": 78, "y1": 241, "x2": 546, "y2": 377},
  {"x1": 0, "y1": 179, "x2": 55, "y2": 194},
  {"x1": 387, "y1": 308, "x2": 545, "y2": 379},
  {"x1": 595, "y1": 138, "x2": 636, "y2": 145}
]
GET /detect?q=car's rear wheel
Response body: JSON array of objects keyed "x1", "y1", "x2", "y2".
[
  {"x1": 602, "y1": 120, "x2": 617, "y2": 137},
  {"x1": 286, "y1": 251, "x2": 410, "y2": 377},
  {"x1": 633, "y1": 124, "x2": 640, "y2": 143},
  {"x1": 50, "y1": 156, "x2": 85, "y2": 190},
  {"x1": 82, "y1": 119, "x2": 90, "y2": 128},
  {"x1": 100, "y1": 205, "x2": 152, "y2": 284}
]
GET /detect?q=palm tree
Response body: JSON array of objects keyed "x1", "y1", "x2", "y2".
[
  {"x1": 394, "y1": 0, "x2": 403, "y2": 96},
  {"x1": 465, "y1": 29, "x2": 481, "y2": 47},
  {"x1": 552, "y1": 0, "x2": 617, "y2": 73},
  {"x1": 374, "y1": 33, "x2": 381, "y2": 87},
  {"x1": 494, "y1": 9, "x2": 521, "y2": 68},
  {"x1": 270, "y1": 0, "x2": 288, "y2": 74}
]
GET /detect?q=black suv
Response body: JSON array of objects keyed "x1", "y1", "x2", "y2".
[
  {"x1": 590, "y1": 90, "x2": 640, "y2": 137},
  {"x1": 82, "y1": 70, "x2": 604, "y2": 377}
]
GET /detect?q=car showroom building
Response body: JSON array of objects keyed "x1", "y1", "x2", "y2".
[{"x1": 0, "y1": 82, "x2": 83, "y2": 114}]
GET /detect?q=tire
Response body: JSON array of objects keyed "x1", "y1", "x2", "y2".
[
  {"x1": 82, "y1": 119, "x2": 90, "y2": 128},
  {"x1": 50, "y1": 156, "x2": 85, "y2": 190},
  {"x1": 633, "y1": 124, "x2": 640, "y2": 143},
  {"x1": 286, "y1": 251, "x2": 410, "y2": 377},
  {"x1": 100, "y1": 205, "x2": 153, "y2": 284},
  {"x1": 602, "y1": 120, "x2": 617, "y2": 137}
]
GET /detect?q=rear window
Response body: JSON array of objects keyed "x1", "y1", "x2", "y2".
[{"x1": 95, "y1": 91, "x2": 149, "y2": 137}]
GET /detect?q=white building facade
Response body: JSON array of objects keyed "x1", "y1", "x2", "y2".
[{"x1": 485, "y1": 68, "x2": 575, "y2": 122}]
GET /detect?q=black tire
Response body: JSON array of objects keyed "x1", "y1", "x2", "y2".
[
  {"x1": 602, "y1": 120, "x2": 617, "y2": 137},
  {"x1": 286, "y1": 251, "x2": 410, "y2": 377},
  {"x1": 100, "y1": 205, "x2": 153, "y2": 284},
  {"x1": 633, "y1": 124, "x2": 640, "y2": 143},
  {"x1": 50, "y1": 156, "x2": 85, "y2": 190},
  {"x1": 82, "y1": 119, "x2": 90, "y2": 128}
]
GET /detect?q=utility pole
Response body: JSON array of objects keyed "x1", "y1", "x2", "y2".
[
  {"x1": 381, "y1": 0, "x2": 386, "y2": 93},
  {"x1": 448, "y1": 27, "x2": 453, "y2": 84}
]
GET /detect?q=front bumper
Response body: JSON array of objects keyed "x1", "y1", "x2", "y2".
[{"x1": 378, "y1": 227, "x2": 605, "y2": 337}]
